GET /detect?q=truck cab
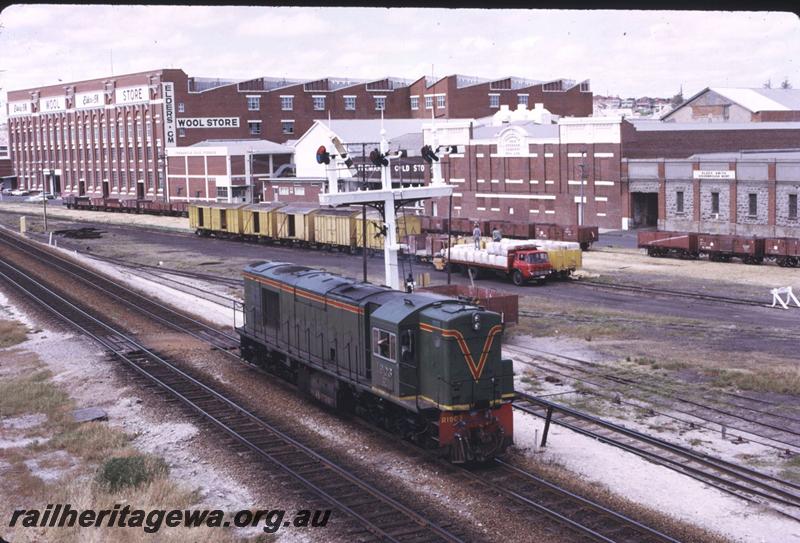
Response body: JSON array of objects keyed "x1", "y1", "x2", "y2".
[{"x1": 509, "y1": 249, "x2": 552, "y2": 285}]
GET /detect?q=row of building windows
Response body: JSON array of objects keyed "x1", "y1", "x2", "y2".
[
  {"x1": 245, "y1": 120, "x2": 295, "y2": 135},
  {"x1": 247, "y1": 94, "x2": 386, "y2": 112},
  {"x1": 675, "y1": 190, "x2": 798, "y2": 219}
]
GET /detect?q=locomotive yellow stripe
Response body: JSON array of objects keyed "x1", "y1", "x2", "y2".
[
  {"x1": 244, "y1": 272, "x2": 364, "y2": 315},
  {"x1": 419, "y1": 323, "x2": 503, "y2": 382}
]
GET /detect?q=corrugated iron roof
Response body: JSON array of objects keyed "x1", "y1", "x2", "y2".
[
  {"x1": 710, "y1": 87, "x2": 800, "y2": 112},
  {"x1": 629, "y1": 119, "x2": 800, "y2": 131}
]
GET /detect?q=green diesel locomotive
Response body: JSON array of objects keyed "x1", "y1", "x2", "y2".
[{"x1": 237, "y1": 261, "x2": 515, "y2": 463}]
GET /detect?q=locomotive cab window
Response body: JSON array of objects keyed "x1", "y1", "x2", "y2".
[{"x1": 372, "y1": 328, "x2": 396, "y2": 361}]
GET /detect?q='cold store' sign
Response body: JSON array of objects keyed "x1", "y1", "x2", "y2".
[{"x1": 176, "y1": 117, "x2": 240, "y2": 128}]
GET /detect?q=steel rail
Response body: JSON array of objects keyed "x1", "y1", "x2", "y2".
[
  {"x1": 514, "y1": 392, "x2": 800, "y2": 513},
  {"x1": 505, "y1": 342, "x2": 800, "y2": 452},
  {"x1": 454, "y1": 459, "x2": 681, "y2": 543},
  {"x1": 573, "y1": 278, "x2": 766, "y2": 307},
  {"x1": 0, "y1": 257, "x2": 463, "y2": 543},
  {"x1": 0, "y1": 229, "x2": 240, "y2": 355}
]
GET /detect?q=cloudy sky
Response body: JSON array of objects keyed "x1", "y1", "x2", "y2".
[{"x1": 0, "y1": 5, "x2": 798, "y2": 119}]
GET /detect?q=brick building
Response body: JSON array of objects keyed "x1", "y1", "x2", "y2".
[
  {"x1": 624, "y1": 150, "x2": 800, "y2": 237},
  {"x1": 5, "y1": 68, "x2": 592, "y2": 200},
  {"x1": 422, "y1": 112, "x2": 624, "y2": 229}
]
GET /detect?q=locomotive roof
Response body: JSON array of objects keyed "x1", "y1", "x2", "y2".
[
  {"x1": 370, "y1": 292, "x2": 465, "y2": 324},
  {"x1": 243, "y1": 262, "x2": 466, "y2": 317}
]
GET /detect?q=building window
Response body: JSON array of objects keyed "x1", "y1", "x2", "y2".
[
  {"x1": 247, "y1": 96, "x2": 260, "y2": 111},
  {"x1": 178, "y1": 127, "x2": 186, "y2": 138},
  {"x1": 313, "y1": 96, "x2": 325, "y2": 111},
  {"x1": 676, "y1": 191, "x2": 684, "y2": 213},
  {"x1": 374, "y1": 96, "x2": 386, "y2": 111},
  {"x1": 518, "y1": 94, "x2": 528, "y2": 107},
  {"x1": 178, "y1": 102, "x2": 185, "y2": 113},
  {"x1": 281, "y1": 96, "x2": 293, "y2": 111},
  {"x1": 436, "y1": 95, "x2": 445, "y2": 109},
  {"x1": 748, "y1": 193, "x2": 758, "y2": 217},
  {"x1": 344, "y1": 96, "x2": 356, "y2": 110},
  {"x1": 489, "y1": 94, "x2": 500, "y2": 108},
  {"x1": 711, "y1": 192, "x2": 719, "y2": 214},
  {"x1": 790, "y1": 194, "x2": 798, "y2": 220},
  {"x1": 294, "y1": 186, "x2": 305, "y2": 196},
  {"x1": 281, "y1": 121, "x2": 294, "y2": 134},
  {"x1": 425, "y1": 96, "x2": 433, "y2": 110},
  {"x1": 410, "y1": 96, "x2": 419, "y2": 110},
  {"x1": 248, "y1": 121, "x2": 261, "y2": 135}
]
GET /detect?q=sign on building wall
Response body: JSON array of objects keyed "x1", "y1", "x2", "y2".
[
  {"x1": 8, "y1": 100, "x2": 32, "y2": 116},
  {"x1": 693, "y1": 170, "x2": 735, "y2": 179},
  {"x1": 352, "y1": 157, "x2": 428, "y2": 182},
  {"x1": 40, "y1": 96, "x2": 66, "y2": 113},
  {"x1": 115, "y1": 85, "x2": 149, "y2": 105},
  {"x1": 166, "y1": 146, "x2": 227, "y2": 157},
  {"x1": 176, "y1": 117, "x2": 240, "y2": 128},
  {"x1": 162, "y1": 82, "x2": 177, "y2": 148},
  {"x1": 75, "y1": 90, "x2": 104, "y2": 109}
]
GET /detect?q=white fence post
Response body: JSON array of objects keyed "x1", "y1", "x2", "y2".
[{"x1": 770, "y1": 286, "x2": 800, "y2": 310}]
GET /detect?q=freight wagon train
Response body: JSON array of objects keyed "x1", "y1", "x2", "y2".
[
  {"x1": 63, "y1": 195, "x2": 189, "y2": 217},
  {"x1": 238, "y1": 261, "x2": 515, "y2": 463},
  {"x1": 638, "y1": 231, "x2": 800, "y2": 267},
  {"x1": 187, "y1": 202, "x2": 597, "y2": 254},
  {"x1": 422, "y1": 216, "x2": 598, "y2": 251}
]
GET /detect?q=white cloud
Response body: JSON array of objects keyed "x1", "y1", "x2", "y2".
[{"x1": 0, "y1": 6, "x2": 797, "y2": 114}]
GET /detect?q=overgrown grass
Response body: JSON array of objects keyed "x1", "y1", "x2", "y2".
[
  {"x1": 0, "y1": 370, "x2": 70, "y2": 417},
  {"x1": 47, "y1": 421, "x2": 130, "y2": 462},
  {"x1": 97, "y1": 454, "x2": 169, "y2": 492},
  {"x1": 708, "y1": 367, "x2": 800, "y2": 395},
  {"x1": 0, "y1": 318, "x2": 28, "y2": 348}
]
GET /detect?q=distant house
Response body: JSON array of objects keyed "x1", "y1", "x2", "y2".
[{"x1": 661, "y1": 87, "x2": 800, "y2": 123}]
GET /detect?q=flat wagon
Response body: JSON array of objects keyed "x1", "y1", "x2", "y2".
[{"x1": 638, "y1": 231, "x2": 699, "y2": 258}]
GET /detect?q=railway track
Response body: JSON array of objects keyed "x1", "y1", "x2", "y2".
[
  {"x1": 0, "y1": 255, "x2": 465, "y2": 543},
  {"x1": 0, "y1": 230, "x2": 693, "y2": 542},
  {"x1": 0, "y1": 227, "x2": 241, "y2": 356},
  {"x1": 514, "y1": 392, "x2": 800, "y2": 519},
  {"x1": 505, "y1": 343, "x2": 800, "y2": 453},
  {"x1": 573, "y1": 278, "x2": 767, "y2": 308},
  {"x1": 459, "y1": 459, "x2": 680, "y2": 543}
]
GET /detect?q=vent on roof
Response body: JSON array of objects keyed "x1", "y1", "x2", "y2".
[{"x1": 273, "y1": 265, "x2": 311, "y2": 275}]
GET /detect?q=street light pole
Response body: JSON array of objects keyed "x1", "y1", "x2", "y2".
[{"x1": 578, "y1": 154, "x2": 586, "y2": 226}]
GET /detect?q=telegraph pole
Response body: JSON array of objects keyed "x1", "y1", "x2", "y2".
[{"x1": 578, "y1": 153, "x2": 586, "y2": 226}]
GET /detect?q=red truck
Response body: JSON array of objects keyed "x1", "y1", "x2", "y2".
[{"x1": 443, "y1": 244, "x2": 553, "y2": 286}]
